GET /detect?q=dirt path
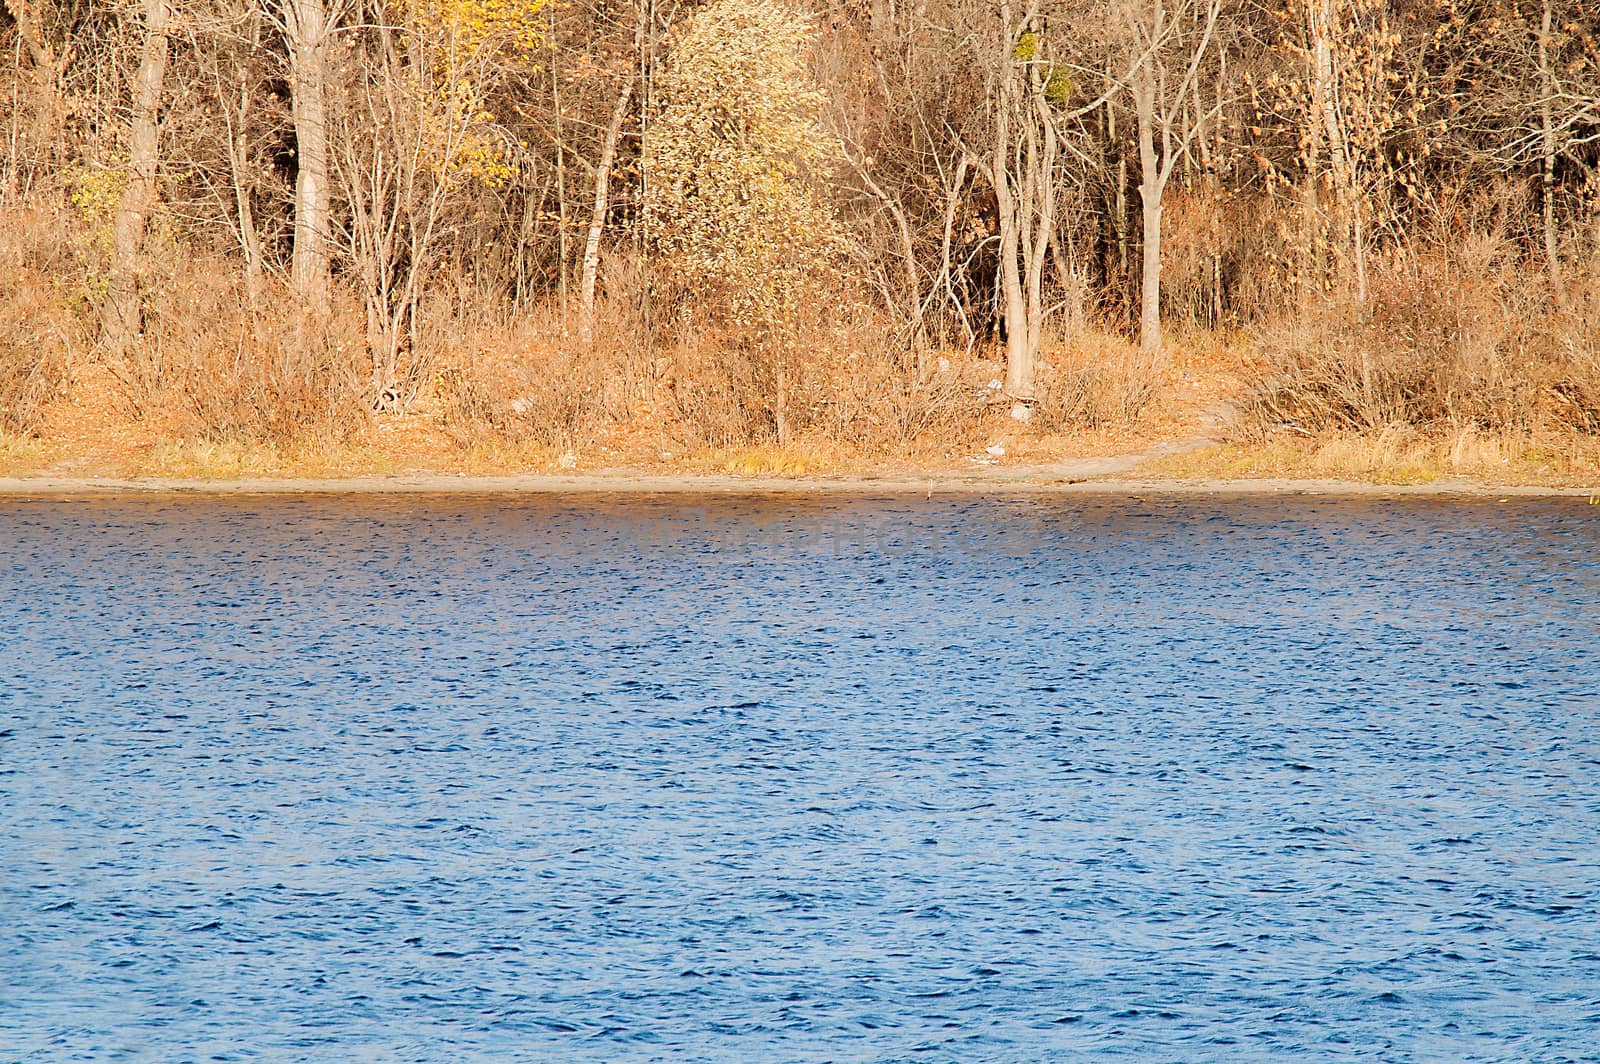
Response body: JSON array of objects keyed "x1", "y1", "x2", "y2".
[
  {"x1": 2, "y1": 464, "x2": 1595, "y2": 498},
  {"x1": 4, "y1": 404, "x2": 1594, "y2": 497}
]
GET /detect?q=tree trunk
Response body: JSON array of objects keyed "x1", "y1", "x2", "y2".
[
  {"x1": 936, "y1": 154, "x2": 972, "y2": 351},
  {"x1": 1309, "y1": 0, "x2": 1364, "y2": 301},
  {"x1": 579, "y1": 76, "x2": 636, "y2": 347},
  {"x1": 1592, "y1": 167, "x2": 1600, "y2": 284},
  {"x1": 774, "y1": 357, "x2": 791, "y2": 446},
  {"x1": 550, "y1": 3, "x2": 570, "y2": 317},
  {"x1": 286, "y1": 0, "x2": 332, "y2": 305},
  {"x1": 1018, "y1": 88, "x2": 1055, "y2": 396},
  {"x1": 1538, "y1": 0, "x2": 1564, "y2": 300},
  {"x1": 1135, "y1": 67, "x2": 1163, "y2": 353},
  {"x1": 986, "y1": 1, "x2": 1039, "y2": 399},
  {"x1": 1106, "y1": 99, "x2": 1131, "y2": 323},
  {"x1": 101, "y1": 0, "x2": 169, "y2": 352},
  {"x1": 226, "y1": 5, "x2": 266, "y2": 300},
  {"x1": 994, "y1": 116, "x2": 1033, "y2": 396}
]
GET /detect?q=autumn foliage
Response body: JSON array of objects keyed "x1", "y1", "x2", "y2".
[{"x1": 1, "y1": 0, "x2": 1599, "y2": 476}]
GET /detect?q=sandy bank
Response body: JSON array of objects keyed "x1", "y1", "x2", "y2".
[{"x1": 2, "y1": 471, "x2": 1596, "y2": 497}]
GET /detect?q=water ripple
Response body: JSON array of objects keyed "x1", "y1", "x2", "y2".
[{"x1": 2, "y1": 493, "x2": 1599, "y2": 1061}]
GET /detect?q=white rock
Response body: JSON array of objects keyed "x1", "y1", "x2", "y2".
[
  {"x1": 558, "y1": 452, "x2": 578, "y2": 469},
  {"x1": 1010, "y1": 402, "x2": 1033, "y2": 423},
  {"x1": 986, "y1": 443, "x2": 1007, "y2": 457}
]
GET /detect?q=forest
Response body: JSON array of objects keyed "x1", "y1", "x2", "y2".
[{"x1": 3, "y1": 0, "x2": 1599, "y2": 479}]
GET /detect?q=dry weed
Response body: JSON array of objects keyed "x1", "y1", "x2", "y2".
[
  {"x1": 133, "y1": 270, "x2": 370, "y2": 447},
  {"x1": 432, "y1": 309, "x2": 615, "y2": 452},
  {"x1": 1238, "y1": 247, "x2": 1592, "y2": 440},
  {"x1": 0, "y1": 207, "x2": 80, "y2": 435},
  {"x1": 806, "y1": 349, "x2": 990, "y2": 455},
  {"x1": 708, "y1": 445, "x2": 815, "y2": 476},
  {"x1": 1036, "y1": 331, "x2": 1162, "y2": 431}
]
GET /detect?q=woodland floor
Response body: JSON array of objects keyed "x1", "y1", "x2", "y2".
[{"x1": 3, "y1": 340, "x2": 1598, "y2": 494}]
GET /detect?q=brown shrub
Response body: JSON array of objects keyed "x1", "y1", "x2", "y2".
[
  {"x1": 656, "y1": 340, "x2": 771, "y2": 447},
  {"x1": 1534, "y1": 290, "x2": 1600, "y2": 435},
  {"x1": 1163, "y1": 182, "x2": 1293, "y2": 328},
  {"x1": 432, "y1": 308, "x2": 615, "y2": 451},
  {"x1": 0, "y1": 299, "x2": 73, "y2": 437},
  {"x1": 131, "y1": 264, "x2": 370, "y2": 446},
  {"x1": 1238, "y1": 246, "x2": 1589, "y2": 439},
  {"x1": 1035, "y1": 331, "x2": 1162, "y2": 431},
  {"x1": 0, "y1": 207, "x2": 79, "y2": 436},
  {"x1": 806, "y1": 349, "x2": 990, "y2": 454}
]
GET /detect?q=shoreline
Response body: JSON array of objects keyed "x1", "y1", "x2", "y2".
[{"x1": 2, "y1": 472, "x2": 1596, "y2": 497}]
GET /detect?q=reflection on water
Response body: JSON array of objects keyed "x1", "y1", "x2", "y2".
[{"x1": 3, "y1": 493, "x2": 1599, "y2": 1061}]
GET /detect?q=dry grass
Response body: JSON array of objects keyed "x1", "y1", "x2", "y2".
[
  {"x1": 129, "y1": 267, "x2": 371, "y2": 447},
  {"x1": 0, "y1": 434, "x2": 55, "y2": 474},
  {"x1": 430, "y1": 292, "x2": 1013, "y2": 461},
  {"x1": 1241, "y1": 243, "x2": 1600, "y2": 445},
  {"x1": 653, "y1": 338, "x2": 774, "y2": 447},
  {"x1": 0, "y1": 207, "x2": 79, "y2": 436},
  {"x1": 690, "y1": 443, "x2": 829, "y2": 477},
  {"x1": 0, "y1": 199, "x2": 371, "y2": 455},
  {"x1": 0, "y1": 198, "x2": 1178, "y2": 474},
  {"x1": 431, "y1": 307, "x2": 617, "y2": 452},
  {"x1": 1146, "y1": 426, "x2": 1600, "y2": 485},
  {"x1": 1036, "y1": 330, "x2": 1164, "y2": 431},
  {"x1": 135, "y1": 438, "x2": 287, "y2": 478},
  {"x1": 806, "y1": 350, "x2": 990, "y2": 456},
  {"x1": 132, "y1": 438, "x2": 404, "y2": 479},
  {"x1": 451, "y1": 438, "x2": 567, "y2": 474}
]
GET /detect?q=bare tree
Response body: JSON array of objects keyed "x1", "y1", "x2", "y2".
[
  {"x1": 942, "y1": 0, "x2": 1074, "y2": 402},
  {"x1": 333, "y1": 0, "x2": 543, "y2": 401},
  {"x1": 1465, "y1": 0, "x2": 1600, "y2": 292},
  {"x1": 101, "y1": 0, "x2": 170, "y2": 351},
  {"x1": 1123, "y1": 0, "x2": 1221, "y2": 352},
  {"x1": 984, "y1": 1, "x2": 1057, "y2": 399},
  {"x1": 282, "y1": 0, "x2": 335, "y2": 304},
  {"x1": 578, "y1": 0, "x2": 646, "y2": 348}
]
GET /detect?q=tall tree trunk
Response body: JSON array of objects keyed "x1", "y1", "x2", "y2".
[
  {"x1": 1105, "y1": 98, "x2": 1131, "y2": 323},
  {"x1": 990, "y1": 1, "x2": 1038, "y2": 400},
  {"x1": 1022, "y1": 88, "x2": 1056, "y2": 391},
  {"x1": 1592, "y1": 166, "x2": 1600, "y2": 284},
  {"x1": 1135, "y1": 65, "x2": 1163, "y2": 353},
  {"x1": 1309, "y1": 0, "x2": 1364, "y2": 301},
  {"x1": 936, "y1": 154, "x2": 973, "y2": 351},
  {"x1": 286, "y1": 0, "x2": 332, "y2": 304},
  {"x1": 226, "y1": 3, "x2": 266, "y2": 300},
  {"x1": 1538, "y1": 0, "x2": 1564, "y2": 301},
  {"x1": 774, "y1": 358, "x2": 791, "y2": 447},
  {"x1": 549, "y1": 2, "x2": 570, "y2": 316},
  {"x1": 994, "y1": 101, "x2": 1033, "y2": 397},
  {"x1": 101, "y1": 0, "x2": 170, "y2": 352},
  {"x1": 579, "y1": 76, "x2": 636, "y2": 347}
]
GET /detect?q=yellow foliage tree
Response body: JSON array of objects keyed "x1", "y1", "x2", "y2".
[
  {"x1": 644, "y1": 0, "x2": 845, "y2": 442},
  {"x1": 402, "y1": 0, "x2": 546, "y2": 187},
  {"x1": 406, "y1": 0, "x2": 543, "y2": 57},
  {"x1": 335, "y1": 0, "x2": 545, "y2": 399}
]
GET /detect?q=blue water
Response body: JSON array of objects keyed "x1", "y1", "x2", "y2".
[{"x1": 3, "y1": 493, "x2": 1599, "y2": 1062}]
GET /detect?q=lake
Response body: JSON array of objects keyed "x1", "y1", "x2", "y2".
[{"x1": 3, "y1": 492, "x2": 1598, "y2": 1061}]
